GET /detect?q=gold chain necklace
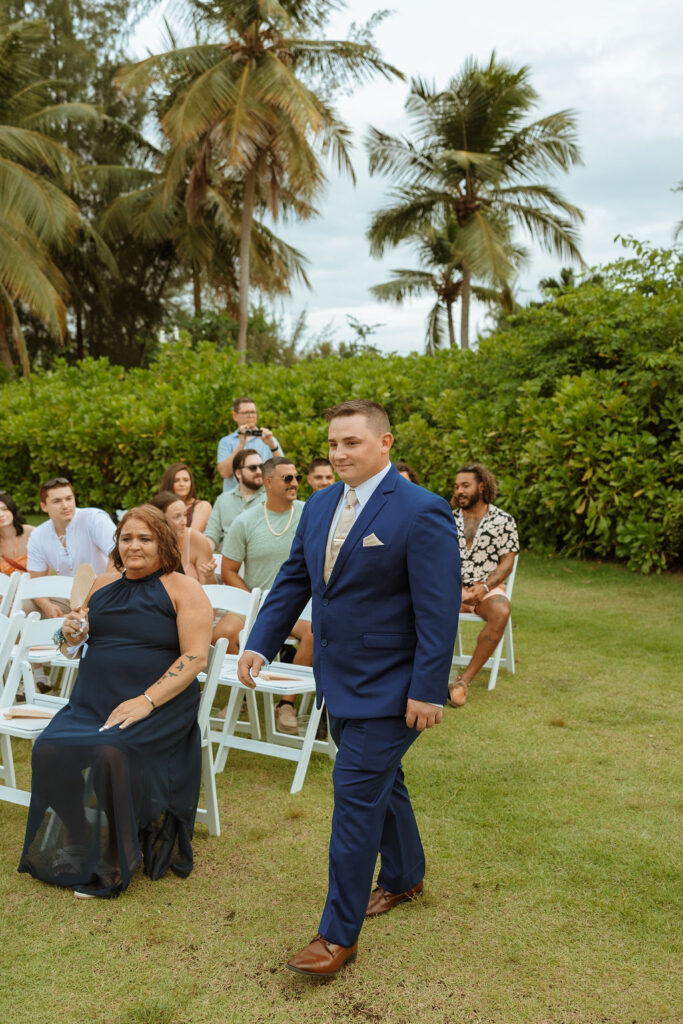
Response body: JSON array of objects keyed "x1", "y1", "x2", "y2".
[{"x1": 263, "y1": 504, "x2": 294, "y2": 537}]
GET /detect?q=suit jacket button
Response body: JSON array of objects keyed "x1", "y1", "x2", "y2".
[
  {"x1": 322, "y1": 598, "x2": 329, "y2": 606},
  {"x1": 321, "y1": 638, "x2": 328, "y2": 647}
]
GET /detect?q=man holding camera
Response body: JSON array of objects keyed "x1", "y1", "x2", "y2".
[{"x1": 217, "y1": 396, "x2": 284, "y2": 493}]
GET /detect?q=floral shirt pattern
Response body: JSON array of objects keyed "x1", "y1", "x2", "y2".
[{"x1": 453, "y1": 503, "x2": 519, "y2": 587}]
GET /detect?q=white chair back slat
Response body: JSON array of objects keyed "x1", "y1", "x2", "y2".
[
  {"x1": 12, "y1": 574, "x2": 74, "y2": 613},
  {"x1": 0, "y1": 573, "x2": 21, "y2": 617}
]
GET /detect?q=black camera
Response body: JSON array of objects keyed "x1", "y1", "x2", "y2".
[{"x1": 243, "y1": 427, "x2": 263, "y2": 436}]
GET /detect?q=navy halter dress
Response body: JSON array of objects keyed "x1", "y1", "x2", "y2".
[{"x1": 18, "y1": 569, "x2": 201, "y2": 897}]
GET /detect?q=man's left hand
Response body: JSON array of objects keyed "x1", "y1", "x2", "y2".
[
  {"x1": 260, "y1": 427, "x2": 276, "y2": 448},
  {"x1": 405, "y1": 699, "x2": 443, "y2": 731}
]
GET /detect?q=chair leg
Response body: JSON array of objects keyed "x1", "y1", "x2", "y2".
[
  {"x1": 504, "y1": 619, "x2": 515, "y2": 674},
  {"x1": 0, "y1": 734, "x2": 16, "y2": 788},
  {"x1": 214, "y1": 687, "x2": 243, "y2": 774},
  {"x1": 290, "y1": 703, "x2": 322, "y2": 794},
  {"x1": 487, "y1": 637, "x2": 505, "y2": 691},
  {"x1": 200, "y1": 741, "x2": 220, "y2": 837}
]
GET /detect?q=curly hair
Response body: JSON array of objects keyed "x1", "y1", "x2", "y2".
[
  {"x1": 112, "y1": 505, "x2": 182, "y2": 574},
  {"x1": 454, "y1": 463, "x2": 498, "y2": 504},
  {"x1": 0, "y1": 491, "x2": 27, "y2": 536},
  {"x1": 395, "y1": 462, "x2": 420, "y2": 485},
  {"x1": 160, "y1": 462, "x2": 197, "y2": 501}
]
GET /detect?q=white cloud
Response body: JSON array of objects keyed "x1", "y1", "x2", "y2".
[{"x1": 133, "y1": 0, "x2": 683, "y2": 353}]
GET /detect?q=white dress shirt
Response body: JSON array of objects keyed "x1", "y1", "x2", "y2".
[{"x1": 26, "y1": 507, "x2": 116, "y2": 576}]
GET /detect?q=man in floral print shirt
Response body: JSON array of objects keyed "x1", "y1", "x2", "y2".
[{"x1": 448, "y1": 463, "x2": 518, "y2": 708}]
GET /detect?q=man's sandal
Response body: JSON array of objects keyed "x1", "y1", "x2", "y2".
[{"x1": 448, "y1": 677, "x2": 469, "y2": 708}]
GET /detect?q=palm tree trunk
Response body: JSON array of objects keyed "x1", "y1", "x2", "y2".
[
  {"x1": 0, "y1": 324, "x2": 14, "y2": 375},
  {"x1": 446, "y1": 299, "x2": 456, "y2": 348},
  {"x1": 76, "y1": 307, "x2": 84, "y2": 360},
  {"x1": 460, "y1": 266, "x2": 471, "y2": 350},
  {"x1": 192, "y1": 266, "x2": 202, "y2": 315},
  {"x1": 237, "y1": 166, "x2": 256, "y2": 363}
]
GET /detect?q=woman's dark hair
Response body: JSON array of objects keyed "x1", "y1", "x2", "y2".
[
  {"x1": 112, "y1": 505, "x2": 182, "y2": 574},
  {"x1": 160, "y1": 462, "x2": 197, "y2": 501},
  {"x1": 0, "y1": 491, "x2": 26, "y2": 536},
  {"x1": 452, "y1": 463, "x2": 498, "y2": 504},
  {"x1": 149, "y1": 491, "x2": 185, "y2": 514},
  {"x1": 395, "y1": 462, "x2": 420, "y2": 485}
]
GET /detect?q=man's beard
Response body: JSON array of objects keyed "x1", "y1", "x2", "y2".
[
  {"x1": 458, "y1": 494, "x2": 480, "y2": 510},
  {"x1": 241, "y1": 478, "x2": 262, "y2": 493}
]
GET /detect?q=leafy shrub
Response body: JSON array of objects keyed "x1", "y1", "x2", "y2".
[{"x1": 1, "y1": 244, "x2": 681, "y2": 572}]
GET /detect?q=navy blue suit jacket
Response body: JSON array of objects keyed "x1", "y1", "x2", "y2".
[{"x1": 247, "y1": 465, "x2": 461, "y2": 718}]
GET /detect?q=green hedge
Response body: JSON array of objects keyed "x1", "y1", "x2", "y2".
[{"x1": 2, "y1": 245, "x2": 681, "y2": 572}]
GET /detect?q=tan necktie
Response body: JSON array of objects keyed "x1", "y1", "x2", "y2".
[{"x1": 323, "y1": 488, "x2": 358, "y2": 583}]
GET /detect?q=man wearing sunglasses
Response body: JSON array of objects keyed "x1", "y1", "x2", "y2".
[
  {"x1": 215, "y1": 458, "x2": 311, "y2": 733},
  {"x1": 204, "y1": 449, "x2": 266, "y2": 553}
]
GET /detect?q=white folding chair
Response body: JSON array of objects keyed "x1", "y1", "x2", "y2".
[
  {"x1": 0, "y1": 613, "x2": 69, "y2": 806},
  {"x1": 203, "y1": 584, "x2": 261, "y2": 738},
  {"x1": 12, "y1": 573, "x2": 80, "y2": 697},
  {"x1": 452, "y1": 555, "x2": 518, "y2": 690},
  {"x1": 12, "y1": 572, "x2": 74, "y2": 612},
  {"x1": 0, "y1": 572, "x2": 21, "y2": 616},
  {"x1": 194, "y1": 637, "x2": 228, "y2": 837}
]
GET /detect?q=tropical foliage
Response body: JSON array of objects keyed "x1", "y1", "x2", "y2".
[
  {"x1": 366, "y1": 53, "x2": 584, "y2": 348},
  {"x1": 116, "y1": 0, "x2": 401, "y2": 358},
  {"x1": 2, "y1": 243, "x2": 681, "y2": 572}
]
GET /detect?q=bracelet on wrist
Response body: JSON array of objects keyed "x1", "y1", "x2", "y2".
[
  {"x1": 142, "y1": 692, "x2": 156, "y2": 709},
  {"x1": 269, "y1": 446, "x2": 278, "y2": 452}
]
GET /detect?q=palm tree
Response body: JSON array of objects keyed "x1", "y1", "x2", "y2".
[
  {"x1": 366, "y1": 53, "x2": 584, "y2": 348},
  {"x1": 371, "y1": 211, "x2": 526, "y2": 352},
  {"x1": 0, "y1": 18, "x2": 91, "y2": 376},
  {"x1": 117, "y1": 0, "x2": 401, "y2": 359}
]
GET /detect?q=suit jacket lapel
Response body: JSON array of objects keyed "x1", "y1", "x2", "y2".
[{"x1": 325, "y1": 468, "x2": 395, "y2": 586}]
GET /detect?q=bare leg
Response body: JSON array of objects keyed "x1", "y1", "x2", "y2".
[
  {"x1": 275, "y1": 619, "x2": 313, "y2": 729},
  {"x1": 450, "y1": 596, "x2": 510, "y2": 706},
  {"x1": 211, "y1": 612, "x2": 243, "y2": 653}
]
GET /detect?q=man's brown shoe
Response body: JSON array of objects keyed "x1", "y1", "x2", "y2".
[
  {"x1": 286, "y1": 934, "x2": 358, "y2": 977},
  {"x1": 365, "y1": 880, "x2": 424, "y2": 917}
]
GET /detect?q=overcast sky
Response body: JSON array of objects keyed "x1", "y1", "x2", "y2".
[{"x1": 133, "y1": 0, "x2": 683, "y2": 354}]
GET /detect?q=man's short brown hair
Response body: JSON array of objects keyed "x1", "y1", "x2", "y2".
[
  {"x1": 233, "y1": 396, "x2": 256, "y2": 413},
  {"x1": 454, "y1": 463, "x2": 498, "y2": 504},
  {"x1": 233, "y1": 448, "x2": 264, "y2": 475},
  {"x1": 262, "y1": 456, "x2": 296, "y2": 479},
  {"x1": 39, "y1": 478, "x2": 75, "y2": 503},
  {"x1": 112, "y1": 505, "x2": 182, "y2": 574},
  {"x1": 324, "y1": 399, "x2": 390, "y2": 434}
]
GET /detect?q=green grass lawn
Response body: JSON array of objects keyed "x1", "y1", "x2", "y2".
[{"x1": 1, "y1": 553, "x2": 681, "y2": 1024}]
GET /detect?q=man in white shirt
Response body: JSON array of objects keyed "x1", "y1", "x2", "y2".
[{"x1": 26, "y1": 478, "x2": 116, "y2": 618}]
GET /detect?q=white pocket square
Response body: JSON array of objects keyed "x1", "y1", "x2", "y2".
[{"x1": 363, "y1": 533, "x2": 384, "y2": 547}]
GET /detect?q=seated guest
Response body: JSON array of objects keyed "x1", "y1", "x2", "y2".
[
  {"x1": 18, "y1": 505, "x2": 213, "y2": 899},
  {"x1": 216, "y1": 457, "x2": 311, "y2": 734},
  {"x1": 204, "y1": 449, "x2": 266, "y2": 553},
  {"x1": 160, "y1": 463, "x2": 212, "y2": 532},
  {"x1": 395, "y1": 462, "x2": 420, "y2": 485},
  {"x1": 306, "y1": 457, "x2": 335, "y2": 492},
  {"x1": 150, "y1": 492, "x2": 215, "y2": 585},
  {"x1": 217, "y1": 396, "x2": 283, "y2": 493},
  {"x1": 26, "y1": 477, "x2": 116, "y2": 619},
  {"x1": 448, "y1": 463, "x2": 518, "y2": 707},
  {"x1": 0, "y1": 490, "x2": 34, "y2": 575}
]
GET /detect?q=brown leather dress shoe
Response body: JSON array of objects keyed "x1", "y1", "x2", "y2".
[
  {"x1": 365, "y1": 880, "x2": 424, "y2": 917},
  {"x1": 286, "y1": 934, "x2": 358, "y2": 977}
]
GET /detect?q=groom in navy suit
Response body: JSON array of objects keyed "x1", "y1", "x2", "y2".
[{"x1": 238, "y1": 400, "x2": 461, "y2": 976}]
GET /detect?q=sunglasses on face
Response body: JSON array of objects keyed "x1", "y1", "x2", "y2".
[
  {"x1": 280, "y1": 473, "x2": 300, "y2": 484},
  {"x1": 243, "y1": 464, "x2": 264, "y2": 471}
]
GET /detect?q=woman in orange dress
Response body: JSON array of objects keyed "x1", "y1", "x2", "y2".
[
  {"x1": 159, "y1": 463, "x2": 212, "y2": 532},
  {"x1": 0, "y1": 491, "x2": 34, "y2": 575}
]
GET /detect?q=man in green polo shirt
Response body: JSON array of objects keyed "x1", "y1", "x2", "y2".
[
  {"x1": 215, "y1": 457, "x2": 311, "y2": 734},
  {"x1": 204, "y1": 448, "x2": 266, "y2": 552}
]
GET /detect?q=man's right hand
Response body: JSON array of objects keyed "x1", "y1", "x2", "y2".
[
  {"x1": 237, "y1": 650, "x2": 265, "y2": 689},
  {"x1": 37, "y1": 598, "x2": 64, "y2": 619}
]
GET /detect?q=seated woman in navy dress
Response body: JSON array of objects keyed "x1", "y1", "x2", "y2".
[{"x1": 18, "y1": 505, "x2": 213, "y2": 899}]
